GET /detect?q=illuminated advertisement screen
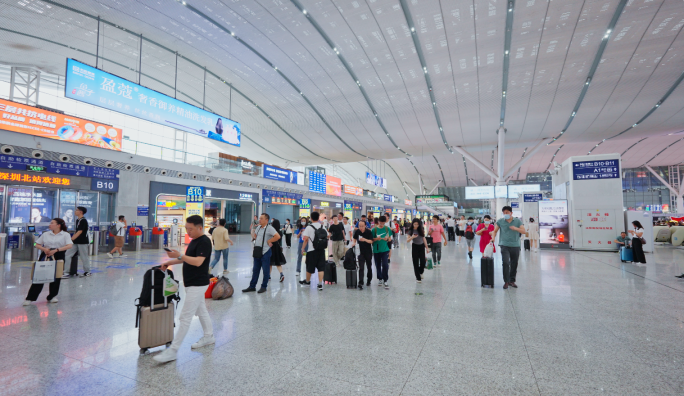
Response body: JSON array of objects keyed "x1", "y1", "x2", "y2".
[
  {"x1": 343, "y1": 184, "x2": 363, "y2": 196},
  {"x1": 0, "y1": 98, "x2": 122, "y2": 151},
  {"x1": 308, "y1": 171, "x2": 341, "y2": 196},
  {"x1": 65, "y1": 58, "x2": 240, "y2": 147},
  {"x1": 465, "y1": 186, "x2": 494, "y2": 199},
  {"x1": 539, "y1": 200, "x2": 569, "y2": 247},
  {"x1": 507, "y1": 184, "x2": 541, "y2": 198}
]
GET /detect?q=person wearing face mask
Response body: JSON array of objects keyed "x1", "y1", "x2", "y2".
[
  {"x1": 463, "y1": 217, "x2": 477, "y2": 259},
  {"x1": 490, "y1": 206, "x2": 526, "y2": 290},
  {"x1": 527, "y1": 218, "x2": 539, "y2": 252},
  {"x1": 283, "y1": 219, "x2": 293, "y2": 248},
  {"x1": 476, "y1": 215, "x2": 496, "y2": 255}
]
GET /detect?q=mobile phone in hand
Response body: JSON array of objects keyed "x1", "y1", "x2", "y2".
[{"x1": 163, "y1": 247, "x2": 172, "y2": 252}]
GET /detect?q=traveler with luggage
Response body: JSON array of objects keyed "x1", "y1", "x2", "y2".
[
  {"x1": 269, "y1": 219, "x2": 286, "y2": 282},
  {"x1": 23, "y1": 218, "x2": 72, "y2": 305},
  {"x1": 107, "y1": 215, "x2": 126, "y2": 258},
  {"x1": 427, "y1": 215, "x2": 447, "y2": 267},
  {"x1": 464, "y1": 217, "x2": 476, "y2": 259},
  {"x1": 614, "y1": 232, "x2": 629, "y2": 249},
  {"x1": 283, "y1": 219, "x2": 293, "y2": 248},
  {"x1": 63, "y1": 206, "x2": 91, "y2": 278},
  {"x1": 153, "y1": 215, "x2": 215, "y2": 363},
  {"x1": 299, "y1": 211, "x2": 327, "y2": 290},
  {"x1": 407, "y1": 218, "x2": 429, "y2": 283},
  {"x1": 209, "y1": 219, "x2": 233, "y2": 275},
  {"x1": 476, "y1": 215, "x2": 496, "y2": 255},
  {"x1": 328, "y1": 215, "x2": 346, "y2": 267},
  {"x1": 243, "y1": 214, "x2": 281, "y2": 293},
  {"x1": 372, "y1": 215, "x2": 393, "y2": 289},
  {"x1": 526, "y1": 218, "x2": 539, "y2": 252},
  {"x1": 352, "y1": 220, "x2": 373, "y2": 288},
  {"x1": 490, "y1": 206, "x2": 526, "y2": 290},
  {"x1": 628, "y1": 221, "x2": 647, "y2": 264}
]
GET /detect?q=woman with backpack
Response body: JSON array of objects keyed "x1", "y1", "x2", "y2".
[
  {"x1": 406, "y1": 219, "x2": 429, "y2": 283},
  {"x1": 463, "y1": 217, "x2": 477, "y2": 259}
]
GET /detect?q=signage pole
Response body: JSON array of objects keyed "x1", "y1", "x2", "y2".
[
  {"x1": 138, "y1": 34, "x2": 143, "y2": 85},
  {"x1": 95, "y1": 16, "x2": 100, "y2": 69}
]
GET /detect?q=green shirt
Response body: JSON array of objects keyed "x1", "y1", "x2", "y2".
[
  {"x1": 372, "y1": 226, "x2": 393, "y2": 253},
  {"x1": 496, "y1": 217, "x2": 524, "y2": 247},
  {"x1": 616, "y1": 235, "x2": 627, "y2": 244}
]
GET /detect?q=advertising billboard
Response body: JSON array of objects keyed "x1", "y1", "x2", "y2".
[
  {"x1": 539, "y1": 200, "x2": 570, "y2": 248},
  {"x1": 308, "y1": 171, "x2": 341, "y2": 196},
  {"x1": 0, "y1": 98, "x2": 123, "y2": 151},
  {"x1": 415, "y1": 195, "x2": 449, "y2": 204},
  {"x1": 263, "y1": 165, "x2": 300, "y2": 184},
  {"x1": 262, "y1": 189, "x2": 302, "y2": 205},
  {"x1": 465, "y1": 186, "x2": 495, "y2": 200},
  {"x1": 65, "y1": 58, "x2": 240, "y2": 147},
  {"x1": 343, "y1": 184, "x2": 363, "y2": 196},
  {"x1": 366, "y1": 172, "x2": 387, "y2": 189}
]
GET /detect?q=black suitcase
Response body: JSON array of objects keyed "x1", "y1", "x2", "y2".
[
  {"x1": 481, "y1": 257, "x2": 494, "y2": 288},
  {"x1": 324, "y1": 260, "x2": 337, "y2": 284},
  {"x1": 68, "y1": 249, "x2": 79, "y2": 276},
  {"x1": 346, "y1": 270, "x2": 357, "y2": 289},
  {"x1": 524, "y1": 239, "x2": 530, "y2": 251}
]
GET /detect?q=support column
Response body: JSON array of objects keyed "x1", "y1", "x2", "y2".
[
  {"x1": 495, "y1": 127, "x2": 507, "y2": 215},
  {"x1": 9, "y1": 67, "x2": 40, "y2": 106}
]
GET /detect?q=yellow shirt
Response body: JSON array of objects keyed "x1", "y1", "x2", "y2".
[{"x1": 211, "y1": 226, "x2": 230, "y2": 250}]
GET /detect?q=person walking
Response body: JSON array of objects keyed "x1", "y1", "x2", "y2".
[
  {"x1": 352, "y1": 220, "x2": 373, "y2": 288},
  {"x1": 283, "y1": 219, "x2": 293, "y2": 248},
  {"x1": 464, "y1": 217, "x2": 476, "y2": 259},
  {"x1": 457, "y1": 215, "x2": 466, "y2": 245},
  {"x1": 107, "y1": 215, "x2": 126, "y2": 258},
  {"x1": 446, "y1": 215, "x2": 456, "y2": 242},
  {"x1": 342, "y1": 217, "x2": 352, "y2": 250},
  {"x1": 63, "y1": 206, "x2": 91, "y2": 278},
  {"x1": 243, "y1": 214, "x2": 280, "y2": 293},
  {"x1": 407, "y1": 219, "x2": 429, "y2": 283},
  {"x1": 300, "y1": 211, "x2": 327, "y2": 291},
  {"x1": 476, "y1": 215, "x2": 496, "y2": 255},
  {"x1": 23, "y1": 218, "x2": 72, "y2": 305},
  {"x1": 527, "y1": 218, "x2": 540, "y2": 252},
  {"x1": 270, "y1": 219, "x2": 286, "y2": 282},
  {"x1": 154, "y1": 215, "x2": 215, "y2": 363},
  {"x1": 328, "y1": 215, "x2": 346, "y2": 267},
  {"x1": 427, "y1": 215, "x2": 447, "y2": 266},
  {"x1": 209, "y1": 219, "x2": 233, "y2": 275},
  {"x1": 628, "y1": 220, "x2": 647, "y2": 264},
  {"x1": 295, "y1": 218, "x2": 307, "y2": 278},
  {"x1": 490, "y1": 206, "x2": 526, "y2": 289},
  {"x1": 372, "y1": 215, "x2": 393, "y2": 289}
]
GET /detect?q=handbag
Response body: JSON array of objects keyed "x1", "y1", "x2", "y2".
[
  {"x1": 252, "y1": 225, "x2": 267, "y2": 259},
  {"x1": 31, "y1": 255, "x2": 56, "y2": 284},
  {"x1": 639, "y1": 237, "x2": 647, "y2": 245}
]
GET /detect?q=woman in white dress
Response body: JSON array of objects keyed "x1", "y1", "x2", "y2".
[{"x1": 527, "y1": 218, "x2": 540, "y2": 251}]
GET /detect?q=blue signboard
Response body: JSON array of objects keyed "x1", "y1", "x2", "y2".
[
  {"x1": 7, "y1": 235, "x2": 19, "y2": 249},
  {"x1": 523, "y1": 193, "x2": 543, "y2": 202},
  {"x1": 186, "y1": 186, "x2": 205, "y2": 203},
  {"x1": 90, "y1": 167, "x2": 119, "y2": 179},
  {"x1": 572, "y1": 159, "x2": 620, "y2": 180},
  {"x1": 383, "y1": 194, "x2": 392, "y2": 202},
  {"x1": 309, "y1": 172, "x2": 327, "y2": 194},
  {"x1": 65, "y1": 58, "x2": 240, "y2": 147},
  {"x1": 511, "y1": 202, "x2": 519, "y2": 209},
  {"x1": 263, "y1": 165, "x2": 298, "y2": 184},
  {"x1": 137, "y1": 205, "x2": 149, "y2": 216},
  {"x1": 91, "y1": 178, "x2": 119, "y2": 192},
  {"x1": 262, "y1": 189, "x2": 303, "y2": 205},
  {"x1": 366, "y1": 172, "x2": 387, "y2": 189},
  {"x1": 344, "y1": 200, "x2": 363, "y2": 210},
  {"x1": 369, "y1": 206, "x2": 384, "y2": 212},
  {"x1": 0, "y1": 155, "x2": 119, "y2": 179}
]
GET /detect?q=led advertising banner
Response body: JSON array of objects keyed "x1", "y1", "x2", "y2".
[
  {"x1": 507, "y1": 184, "x2": 541, "y2": 198},
  {"x1": 0, "y1": 98, "x2": 123, "y2": 151},
  {"x1": 539, "y1": 200, "x2": 570, "y2": 248},
  {"x1": 263, "y1": 165, "x2": 300, "y2": 184},
  {"x1": 308, "y1": 171, "x2": 341, "y2": 196},
  {"x1": 65, "y1": 58, "x2": 240, "y2": 147},
  {"x1": 465, "y1": 186, "x2": 494, "y2": 199},
  {"x1": 495, "y1": 185, "x2": 508, "y2": 198},
  {"x1": 185, "y1": 186, "x2": 204, "y2": 218},
  {"x1": 415, "y1": 195, "x2": 449, "y2": 204},
  {"x1": 573, "y1": 159, "x2": 619, "y2": 180},
  {"x1": 366, "y1": 172, "x2": 387, "y2": 189},
  {"x1": 405, "y1": 199, "x2": 412, "y2": 206},
  {"x1": 343, "y1": 184, "x2": 363, "y2": 196},
  {"x1": 262, "y1": 189, "x2": 302, "y2": 205}
]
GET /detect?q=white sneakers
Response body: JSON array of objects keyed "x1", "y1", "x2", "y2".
[
  {"x1": 48, "y1": 298, "x2": 58, "y2": 303},
  {"x1": 153, "y1": 348, "x2": 177, "y2": 363},
  {"x1": 421, "y1": 274, "x2": 424, "y2": 279},
  {"x1": 191, "y1": 335, "x2": 215, "y2": 349},
  {"x1": 384, "y1": 281, "x2": 389, "y2": 289},
  {"x1": 106, "y1": 253, "x2": 113, "y2": 259},
  {"x1": 22, "y1": 300, "x2": 31, "y2": 306},
  {"x1": 417, "y1": 279, "x2": 422, "y2": 283}
]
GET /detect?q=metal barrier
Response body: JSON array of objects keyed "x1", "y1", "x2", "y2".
[
  {"x1": 9, "y1": 232, "x2": 36, "y2": 261},
  {"x1": 0, "y1": 234, "x2": 6, "y2": 264}
]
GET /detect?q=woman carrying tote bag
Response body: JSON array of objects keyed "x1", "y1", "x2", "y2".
[{"x1": 23, "y1": 218, "x2": 73, "y2": 305}]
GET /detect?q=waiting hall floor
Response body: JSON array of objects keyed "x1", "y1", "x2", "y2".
[{"x1": 1, "y1": 235, "x2": 684, "y2": 395}]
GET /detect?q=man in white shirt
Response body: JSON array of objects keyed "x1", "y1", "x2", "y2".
[
  {"x1": 342, "y1": 216, "x2": 352, "y2": 249},
  {"x1": 107, "y1": 215, "x2": 126, "y2": 258},
  {"x1": 446, "y1": 216, "x2": 456, "y2": 242},
  {"x1": 300, "y1": 211, "x2": 326, "y2": 291}
]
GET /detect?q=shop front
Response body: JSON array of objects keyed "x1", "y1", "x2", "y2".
[
  {"x1": 311, "y1": 199, "x2": 342, "y2": 220},
  {"x1": 262, "y1": 189, "x2": 302, "y2": 224},
  {"x1": 343, "y1": 200, "x2": 363, "y2": 222},
  {"x1": 392, "y1": 208, "x2": 406, "y2": 221},
  {"x1": 299, "y1": 198, "x2": 311, "y2": 218},
  {"x1": 367, "y1": 206, "x2": 384, "y2": 220},
  {"x1": 150, "y1": 182, "x2": 257, "y2": 237}
]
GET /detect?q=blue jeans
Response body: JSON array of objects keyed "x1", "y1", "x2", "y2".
[
  {"x1": 296, "y1": 240, "x2": 304, "y2": 273},
  {"x1": 373, "y1": 251, "x2": 389, "y2": 282},
  {"x1": 249, "y1": 249, "x2": 272, "y2": 289},
  {"x1": 210, "y1": 248, "x2": 229, "y2": 271}
]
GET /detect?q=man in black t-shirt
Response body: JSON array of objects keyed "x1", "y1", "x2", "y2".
[
  {"x1": 63, "y1": 206, "x2": 91, "y2": 277},
  {"x1": 352, "y1": 221, "x2": 374, "y2": 288},
  {"x1": 153, "y1": 215, "x2": 215, "y2": 363},
  {"x1": 328, "y1": 216, "x2": 346, "y2": 267}
]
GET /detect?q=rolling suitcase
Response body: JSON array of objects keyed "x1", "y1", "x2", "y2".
[
  {"x1": 480, "y1": 257, "x2": 494, "y2": 288},
  {"x1": 136, "y1": 267, "x2": 176, "y2": 354},
  {"x1": 346, "y1": 270, "x2": 357, "y2": 289},
  {"x1": 620, "y1": 246, "x2": 633, "y2": 263},
  {"x1": 324, "y1": 260, "x2": 337, "y2": 284},
  {"x1": 524, "y1": 239, "x2": 530, "y2": 251}
]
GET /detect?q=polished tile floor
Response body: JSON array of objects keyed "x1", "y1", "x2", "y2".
[{"x1": 2, "y1": 234, "x2": 684, "y2": 395}]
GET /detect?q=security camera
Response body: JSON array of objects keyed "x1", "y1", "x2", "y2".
[
  {"x1": 1, "y1": 145, "x2": 14, "y2": 154},
  {"x1": 239, "y1": 182, "x2": 243, "y2": 186},
  {"x1": 228, "y1": 180, "x2": 233, "y2": 184},
  {"x1": 205, "y1": 176, "x2": 210, "y2": 181},
  {"x1": 59, "y1": 154, "x2": 70, "y2": 162},
  {"x1": 177, "y1": 172, "x2": 183, "y2": 178},
  {"x1": 249, "y1": 183, "x2": 253, "y2": 187},
  {"x1": 143, "y1": 167, "x2": 151, "y2": 173},
  {"x1": 217, "y1": 178, "x2": 222, "y2": 183},
  {"x1": 31, "y1": 150, "x2": 44, "y2": 159},
  {"x1": 192, "y1": 175, "x2": 198, "y2": 180},
  {"x1": 160, "y1": 170, "x2": 168, "y2": 176},
  {"x1": 124, "y1": 164, "x2": 133, "y2": 171},
  {"x1": 83, "y1": 158, "x2": 93, "y2": 165},
  {"x1": 105, "y1": 161, "x2": 114, "y2": 168}
]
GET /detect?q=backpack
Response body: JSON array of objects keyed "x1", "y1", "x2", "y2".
[
  {"x1": 136, "y1": 266, "x2": 179, "y2": 307},
  {"x1": 465, "y1": 224, "x2": 475, "y2": 240},
  {"x1": 343, "y1": 247, "x2": 357, "y2": 270},
  {"x1": 109, "y1": 223, "x2": 120, "y2": 236},
  {"x1": 310, "y1": 224, "x2": 328, "y2": 251}
]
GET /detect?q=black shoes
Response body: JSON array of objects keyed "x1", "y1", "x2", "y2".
[
  {"x1": 299, "y1": 280, "x2": 310, "y2": 285},
  {"x1": 509, "y1": 282, "x2": 518, "y2": 288},
  {"x1": 676, "y1": 274, "x2": 684, "y2": 278},
  {"x1": 468, "y1": 251, "x2": 473, "y2": 259},
  {"x1": 242, "y1": 287, "x2": 256, "y2": 292},
  {"x1": 358, "y1": 285, "x2": 363, "y2": 290},
  {"x1": 366, "y1": 280, "x2": 371, "y2": 286},
  {"x1": 503, "y1": 282, "x2": 509, "y2": 290},
  {"x1": 257, "y1": 288, "x2": 267, "y2": 293}
]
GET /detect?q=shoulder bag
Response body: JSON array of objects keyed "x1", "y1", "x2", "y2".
[{"x1": 252, "y1": 226, "x2": 267, "y2": 259}]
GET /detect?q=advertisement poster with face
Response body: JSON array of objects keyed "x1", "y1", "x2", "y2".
[{"x1": 539, "y1": 200, "x2": 569, "y2": 245}]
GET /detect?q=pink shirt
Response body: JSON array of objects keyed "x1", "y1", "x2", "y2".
[{"x1": 427, "y1": 224, "x2": 444, "y2": 242}]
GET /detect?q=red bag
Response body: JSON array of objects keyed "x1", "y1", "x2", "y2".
[{"x1": 205, "y1": 277, "x2": 218, "y2": 298}]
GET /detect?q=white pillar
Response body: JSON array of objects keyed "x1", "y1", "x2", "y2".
[{"x1": 495, "y1": 127, "x2": 507, "y2": 215}]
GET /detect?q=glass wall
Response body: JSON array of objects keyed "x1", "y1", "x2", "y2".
[
  {"x1": 622, "y1": 167, "x2": 670, "y2": 212},
  {"x1": 99, "y1": 193, "x2": 116, "y2": 227},
  {"x1": 77, "y1": 192, "x2": 99, "y2": 225},
  {"x1": 31, "y1": 188, "x2": 58, "y2": 223},
  {"x1": 7, "y1": 187, "x2": 32, "y2": 223},
  {"x1": 60, "y1": 190, "x2": 77, "y2": 229}
]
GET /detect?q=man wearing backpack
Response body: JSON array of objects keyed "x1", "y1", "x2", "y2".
[
  {"x1": 464, "y1": 217, "x2": 476, "y2": 259},
  {"x1": 372, "y1": 215, "x2": 393, "y2": 289},
  {"x1": 107, "y1": 215, "x2": 126, "y2": 258},
  {"x1": 300, "y1": 211, "x2": 327, "y2": 291}
]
